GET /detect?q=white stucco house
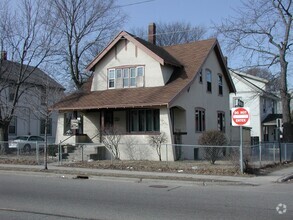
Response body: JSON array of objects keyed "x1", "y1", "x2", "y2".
[
  {"x1": 53, "y1": 24, "x2": 236, "y2": 161},
  {"x1": 229, "y1": 70, "x2": 281, "y2": 144},
  {"x1": 0, "y1": 52, "x2": 65, "y2": 143}
]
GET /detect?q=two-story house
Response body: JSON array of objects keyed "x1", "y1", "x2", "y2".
[
  {"x1": 53, "y1": 24, "x2": 236, "y2": 161},
  {"x1": 0, "y1": 52, "x2": 65, "y2": 143},
  {"x1": 229, "y1": 70, "x2": 281, "y2": 144}
]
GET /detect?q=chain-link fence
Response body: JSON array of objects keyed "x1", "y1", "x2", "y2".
[
  {"x1": 0, "y1": 141, "x2": 57, "y2": 165},
  {"x1": 1, "y1": 140, "x2": 292, "y2": 171}
]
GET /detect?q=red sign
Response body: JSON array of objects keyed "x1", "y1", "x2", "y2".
[{"x1": 232, "y1": 107, "x2": 250, "y2": 126}]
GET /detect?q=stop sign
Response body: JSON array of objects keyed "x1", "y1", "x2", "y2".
[{"x1": 232, "y1": 107, "x2": 250, "y2": 126}]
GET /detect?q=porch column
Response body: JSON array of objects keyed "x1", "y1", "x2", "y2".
[{"x1": 100, "y1": 110, "x2": 105, "y2": 143}]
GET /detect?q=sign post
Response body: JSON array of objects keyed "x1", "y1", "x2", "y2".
[{"x1": 231, "y1": 107, "x2": 250, "y2": 173}]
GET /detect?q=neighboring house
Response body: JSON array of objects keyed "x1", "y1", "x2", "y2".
[
  {"x1": 229, "y1": 70, "x2": 281, "y2": 144},
  {"x1": 53, "y1": 24, "x2": 236, "y2": 161},
  {"x1": 0, "y1": 52, "x2": 65, "y2": 143}
]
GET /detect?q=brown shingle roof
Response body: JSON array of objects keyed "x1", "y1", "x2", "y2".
[{"x1": 53, "y1": 35, "x2": 235, "y2": 111}]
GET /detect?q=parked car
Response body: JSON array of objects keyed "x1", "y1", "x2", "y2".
[{"x1": 9, "y1": 135, "x2": 45, "y2": 152}]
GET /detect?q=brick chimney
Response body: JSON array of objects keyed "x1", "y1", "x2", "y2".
[
  {"x1": 1, "y1": 51, "x2": 7, "y2": 60},
  {"x1": 148, "y1": 23, "x2": 156, "y2": 45}
]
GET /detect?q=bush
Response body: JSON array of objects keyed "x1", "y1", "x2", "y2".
[
  {"x1": 48, "y1": 145, "x2": 58, "y2": 157},
  {"x1": 198, "y1": 130, "x2": 228, "y2": 164}
]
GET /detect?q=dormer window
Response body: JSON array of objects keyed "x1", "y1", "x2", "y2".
[{"x1": 108, "y1": 66, "x2": 144, "y2": 89}]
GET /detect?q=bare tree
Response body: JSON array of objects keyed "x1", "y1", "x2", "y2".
[
  {"x1": 198, "y1": 130, "x2": 228, "y2": 165},
  {"x1": 246, "y1": 67, "x2": 281, "y2": 92},
  {"x1": 101, "y1": 126, "x2": 121, "y2": 160},
  {"x1": 0, "y1": 0, "x2": 58, "y2": 147},
  {"x1": 148, "y1": 132, "x2": 167, "y2": 161},
  {"x1": 49, "y1": 0, "x2": 126, "y2": 89},
  {"x1": 215, "y1": 0, "x2": 293, "y2": 141},
  {"x1": 28, "y1": 72, "x2": 64, "y2": 169},
  {"x1": 131, "y1": 21, "x2": 207, "y2": 46}
]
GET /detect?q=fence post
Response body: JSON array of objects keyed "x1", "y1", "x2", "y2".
[
  {"x1": 284, "y1": 143, "x2": 287, "y2": 161},
  {"x1": 273, "y1": 143, "x2": 276, "y2": 163},
  {"x1": 81, "y1": 145, "x2": 84, "y2": 162},
  {"x1": 36, "y1": 142, "x2": 39, "y2": 165},
  {"x1": 259, "y1": 143, "x2": 262, "y2": 167},
  {"x1": 240, "y1": 126, "x2": 243, "y2": 173},
  {"x1": 58, "y1": 144, "x2": 62, "y2": 165},
  {"x1": 165, "y1": 144, "x2": 168, "y2": 165}
]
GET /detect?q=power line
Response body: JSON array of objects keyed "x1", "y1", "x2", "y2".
[{"x1": 118, "y1": 0, "x2": 155, "y2": 8}]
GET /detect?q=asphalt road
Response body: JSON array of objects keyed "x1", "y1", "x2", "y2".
[{"x1": 0, "y1": 172, "x2": 292, "y2": 220}]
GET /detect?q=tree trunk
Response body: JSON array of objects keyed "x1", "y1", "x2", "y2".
[
  {"x1": 0, "y1": 122, "x2": 10, "y2": 153},
  {"x1": 279, "y1": 53, "x2": 293, "y2": 142}
]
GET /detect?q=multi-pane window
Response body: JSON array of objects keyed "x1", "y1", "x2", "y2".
[
  {"x1": 130, "y1": 109, "x2": 159, "y2": 132},
  {"x1": 108, "y1": 69, "x2": 115, "y2": 88},
  {"x1": 9, "y1": 116, "x2": 17, "y2": 135},
  {"x1": 217, "y1": 111, "x2": 225, "y2": 132},
  {"x1": 40, "y1": 118, "x2": 52, "y2": 135},
  {"x1": 195, "y1": 108, "x2": 205, "y2": 132},
  {"x1": 108, "y1": 66, "x2": 144, "y2": 89},
  {"x1": 206, "y1": 69, "x2": 212, "y2": 92},
  {"x1": 218, "y1": 74, "x2": 223, "y2": 95}
]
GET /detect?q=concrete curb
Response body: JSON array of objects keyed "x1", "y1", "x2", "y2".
[
  {"x1": 277, "y1": 173, "x2": 293, "y2": 183},
  {"x1": 0, "y1": 165, "x2": 247, "y2": 186}
]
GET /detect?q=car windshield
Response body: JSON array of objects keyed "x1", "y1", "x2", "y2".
[{"x1": 14, "y1": 136, "x2": 28, "y2": 141}]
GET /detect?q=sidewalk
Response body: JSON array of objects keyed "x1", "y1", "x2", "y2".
[{"x1": 0, "y1": 163, "x2": 292, "y2": 186}]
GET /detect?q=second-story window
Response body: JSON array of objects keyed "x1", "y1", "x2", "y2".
[
  {"x1": 108, "y1": 66, "x2": 144, "y2": 89},
  {"x1": 218, "y1": 74, "x2": 223, "y2": 95},
  {"x1": 206, "y1": 69, "x2": 212, "y2": 93},
  {"x1": 108, "y1": 69, "x2": 115, "y2": 88}
]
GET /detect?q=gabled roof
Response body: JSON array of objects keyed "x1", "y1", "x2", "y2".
[
  {"x1": 86, "y1": 31, "x2": 182, "y2": 71},
  {"x1": 230, "y1": 70, "x2": 279, "y2": 100},
  {"x1": 1, "y1": 60, "x2": 64, "y2": 90},
  {"x1": 54, "y1": 35, "x2": 235, "y2": 111}
]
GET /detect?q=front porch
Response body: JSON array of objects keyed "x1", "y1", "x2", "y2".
[{"x1": 55, "y1": 106, "x2": 187, "y2": 161}]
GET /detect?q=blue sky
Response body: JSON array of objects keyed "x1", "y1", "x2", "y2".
[
  {"x1": 117, "y1": 0, "x2": 293, "y2": 88},
  {"x1": 118, "y1": 0, "x2": 241, "y2": 31}
]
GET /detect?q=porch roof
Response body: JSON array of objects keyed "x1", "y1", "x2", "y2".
[
  {"x1": 53, "y1": 86, "x2": 174, "y2": 110},
  {"x1": 262, "y1": 114, "x2": 282, "y2": 126}
]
